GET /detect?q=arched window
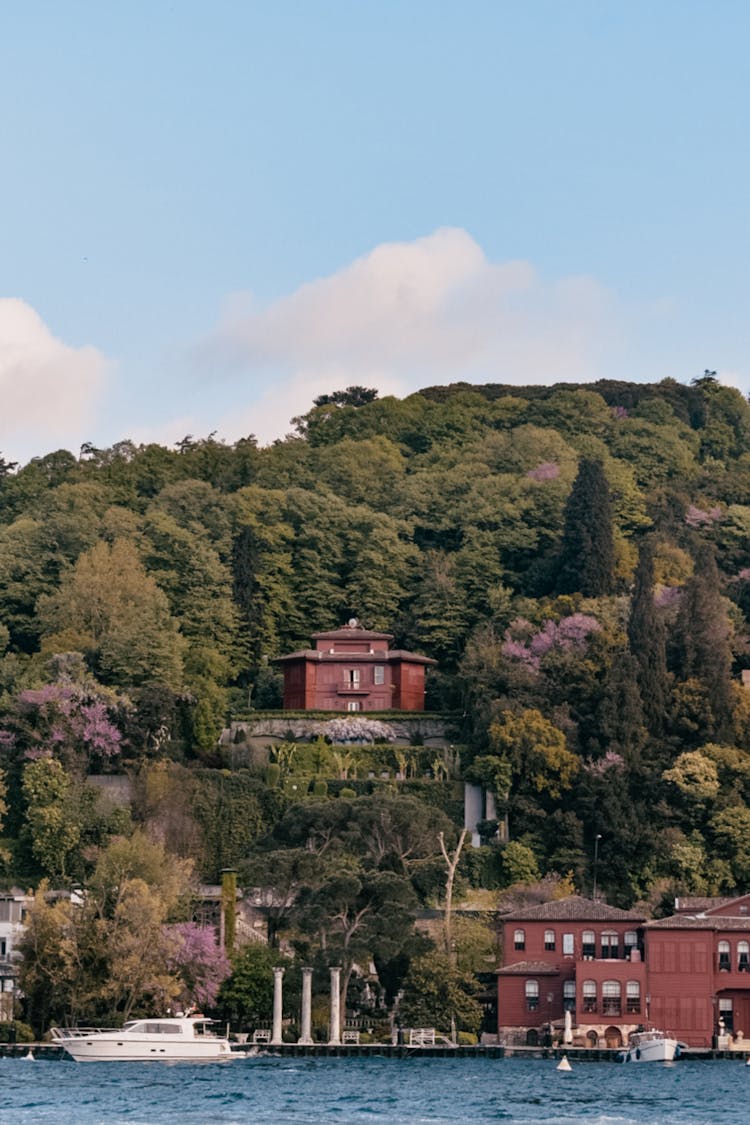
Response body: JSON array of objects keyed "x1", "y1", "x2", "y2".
[
  {"x1": 626, "y1": 980, "x2": 641, "y2": 1014},
  {"x1": 544, "y1": 929, "x2": 556, "y2": 952},
  {"x1": 525, "y1": 980, "x2": 539, "y2": 1011},
  {"x1": 514, "y1": 929, "x2": 526, "y2": 951},
  {"x1": 739, "y1": 941, "x2": 750, "y2": 971},
  {"x1": 602, "y1": 980, "x2": 621, "y2": 1016},
  {"x1": 581, "y1": 930, "x2": 595, "y2": 958},
  {"x1": 582, "y1": 980, "x2": 597, "y2": 1013},
  {"x1": 563, "y1": 979, "x2": 576, "y2": 1012},
  {"x1": 600, "y1": 931, "x2": 619, "y2": 960},
  {"x1": 719, "y1": 940, "x2": 731, "y2": 971}
]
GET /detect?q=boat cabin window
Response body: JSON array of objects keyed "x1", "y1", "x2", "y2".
[
  {"x1": 718, "y1": 940, "x2": 731, "y2": 971},
  {"x1": 544, "y1": 930, "x2": 555, "y2": 952},
  {"x1": 582, "y1": 980, "x2": 596, "y2": 1013},
  {"x1": 738, "y1": 941, "x2": 749, "y2": 971},
  {"x1": 581, "y1": 931, "x2": 595, "y2": 958},
  {"x1": 142, "y1": 1023, "x2": 183, "y2": 1034},
  {"x1": 626, "y1": 981, "x2": 641, "y2": 1013},
  {"x1": 525, "y1": 980, "x2": 539, "y2": 1012},
  {"x1": 514, "y1": 929, "x2": 526, "y2": 951}
]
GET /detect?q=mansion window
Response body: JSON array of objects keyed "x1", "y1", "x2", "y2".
[
  {"x1": 525, "y1": 980, "x2": 539, "y2": 1012},
  {"x1": 624, "y1": 931, "x2": 638, "y2": 958},
  {"x1": 719, "y1": 941, "x2": 731, "y2": 971},
  {"x1": 581, "y1": 930, "x2": 595, "y2": 959},
  {"x1": 373, "y1": 666, "x2": 385, "y2": 685},
  {"x1": 514, "y1": 929, "x2": 526, "y2": 952},
  {"x1": 626, "y1": 981, "x2": 641, "y2": 1014},
  {"x1": 562, "y1": 933, "x2": 574, "y2": 956},
  {"x1": 347, "y1": 701, "x2": 361, "y2": 712},
  {"x1": 719, "y1": 998, "x2": 734, "y2": 1032},
  {"x1": 602, "y1": 980, "x2": 621, "y2": 1016},
  {"x1": 544, "y1": 930, "x2": 556, "y2": 952},
  {"x1": 582, "y1": 980, "x2": 597, "y2": 1013},
  {"x1": 346, "y1": 669, "x2": 361, "y2": 687},
  {"x1": 739, "y1": 942, "x2": 750, "y2": 972},
  {"x1": 601, "y1": 931, "x2": 619, "y2": 960},
  {"x1": 563, "y1": 980, "x2": 576, "y2": 1013}
]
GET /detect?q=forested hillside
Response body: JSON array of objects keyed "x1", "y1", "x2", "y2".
[{"x1": 3, "y1": 371, "x2": 750, "y2": 924}]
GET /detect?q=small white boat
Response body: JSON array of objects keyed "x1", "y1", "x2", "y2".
[
  {"x1": 620, "y1": 1030, "x2": 678, "y2": 1063},
  {"x1": 51, "y1": 1015, "x2": 233, "y2": 1062}
]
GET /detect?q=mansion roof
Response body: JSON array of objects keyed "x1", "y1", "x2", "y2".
[{"x1": 498, "y1": 895, "x2": 647, "y2": 923}]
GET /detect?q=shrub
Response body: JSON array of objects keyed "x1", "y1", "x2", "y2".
[
  {"x1": 339, "y1": 787, "x2": 357, "y2": 799},
  {"x1": 0, "y1": 1021, "x2": 35, "y2": 1043}
]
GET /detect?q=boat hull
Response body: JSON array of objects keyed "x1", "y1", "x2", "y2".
[
  {"x1": 621, "y1": 1036, "x2": 678, "y2": 1063},
  {"x1": 59, "y1": 1035, "x2": 232, "y2": 1062}
]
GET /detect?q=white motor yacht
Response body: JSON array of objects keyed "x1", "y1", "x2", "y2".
[
  {"x1": 51, "y1": 1015, "x2": 233, "y2": 1062},
  {"x1": 619, "y1": 1029, "x2": 679, "y2": 1063}
]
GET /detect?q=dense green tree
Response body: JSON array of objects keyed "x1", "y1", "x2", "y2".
[
  {"x1": 627, "y1": 539, "x2": 669, "y2": 735},
  {"x1": 555, "y1": 459, "x2": 615, "y2": 596}
]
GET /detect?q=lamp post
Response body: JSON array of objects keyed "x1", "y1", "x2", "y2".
[{"x1": 592, "y1": 834, "x2": 602, "y2": 902}]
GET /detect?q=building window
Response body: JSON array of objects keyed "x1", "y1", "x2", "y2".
[
  {"x1": 602, "y1": 980, "x2": 621, "y2": 1016},
  {"x1": 562, "y1": 933, "x2": 574, "y2": 956},
  {"x1": 719, "y1": 940, "x2": 731, "y2": 971},
  {"x1": 601, "y1": 931, "x2": 619, "y2": 960},
  {"x1": 624, "y1": 931, "x2": 638, "y2": 957},
  {"x1": 563, "y1": 980, "x2": 576, "y2": 1013},
  {"x1": 347, "y1": 701, "x2": 361, "y2": 712},
  {"x1": 582, "y1": 980, "x2": 597, "y2": 1013},
  {"x1": 544, "y1": 930, "x2": 556, "y2": 952},
  {"x1": 626, "y1": 981, "x2": 641, "y2": 1014},
  {"x1": 514, "y1": 929, "x2": 526, "y2": 951},
  {"x1": 719, "y1": 998, "x2": 734, "y2": 1032},
  {"x1": 373, "y1": 666, "x2": 385, "y2": 685},
  {"x1": 738, "y1": 941, "x2": 750, "y2": 972},
  {"x1": 581, "y1": 930, "x2": 595, "y2": 959},
  {"x1": 0, "y1": 938, "x2": 5, "y2": 961},
  {"x1": 347, "y1": 669, "x2": 361, "y2": 687},
  {"x1": 525, "y1": 980, "x2": 539, "y2": 1012}
]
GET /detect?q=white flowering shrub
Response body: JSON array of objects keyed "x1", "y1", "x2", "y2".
[{"x1": 315, "y1": 716, "x2": 397, "y2": 743}]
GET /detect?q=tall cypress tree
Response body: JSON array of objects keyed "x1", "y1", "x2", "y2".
[
  {"x1": 628, "y1": 539, "x2": 668, "y2": 736},
  {"x1": 674, "y1": 544, "x2": 734, "y2": 739},
  {"x1": 556, "y1": 459, "x2": 615, "y2": 596}
]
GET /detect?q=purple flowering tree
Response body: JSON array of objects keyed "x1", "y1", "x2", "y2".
[
  {"x1": 502, "y1": 613, "x2": 601, "y2": 672},
  {"x1": 166, "y1": 922, "x2": 231, "y2": 1009},
  {"x1": 0, "y1": 680, "x2": 124, "y2": 772}
]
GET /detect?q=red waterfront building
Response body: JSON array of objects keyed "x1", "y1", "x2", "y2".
[
  {"x1": 497, "y1": 893, "x2": 750, "y2": 1048},
  {"x1": 275, "y1": 619, "x2": 436, "y2": 712}
]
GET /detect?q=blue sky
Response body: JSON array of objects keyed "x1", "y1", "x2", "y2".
[{"x1": 2, "y1": 0, "x2": 750, "y2": 464}]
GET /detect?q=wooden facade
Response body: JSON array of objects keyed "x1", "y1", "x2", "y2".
[
  {"x1": 497, "y1": 893, "x2": 750, "y2": 1048},
  {"x1": 275, "y1": 619, "x2": 436, "y2": 712}
]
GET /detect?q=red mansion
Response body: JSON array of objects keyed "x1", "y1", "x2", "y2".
[
  {"x1": 497, "y1": 893, "x2": 750, "y2": 1049},
  {"x1": 275, "y1": 619, "x2": 436, "y2": 712}
]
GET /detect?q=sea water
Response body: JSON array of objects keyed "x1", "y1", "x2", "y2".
[{"x1": 0, "y1": 1055, "x2": 746, "y2": 1124}]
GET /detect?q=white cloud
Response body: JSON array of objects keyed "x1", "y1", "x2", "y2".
[
  {"x1": 200, "y1": 227, "x2": 622, "y2": 443},
  {"x1": 0, "y1": 299, "x2": 108, "y2": 464}
]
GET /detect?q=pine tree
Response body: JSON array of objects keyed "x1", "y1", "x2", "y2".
[
  {"x1": 628, "y1": 539, "x2": 668, "y2": 735},
  {"x1": 556, "y1": 459, "x2": 615, "y2": 596}
]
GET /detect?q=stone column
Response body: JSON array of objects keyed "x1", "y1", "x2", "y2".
[
  {"x1": 328, "y1": 966, "x2": 342, "y2": 1045},
  {"x1": 299, "y1": 967, "x2": 313, "y2": 1044},
  {"x1": 271, "y1": 966, "x2": 285, "y2": 1045}
]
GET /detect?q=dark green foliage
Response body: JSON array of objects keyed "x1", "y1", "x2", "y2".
[
  {"x1": 627, "y1": 540, "x2": 668, "y2": 735},
  {"x1": 555, "y1": 459, "x2": 615, "y2": 596},
  {"x1": 673, "y1": 545, "x2": 734, "y2": 740}
]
